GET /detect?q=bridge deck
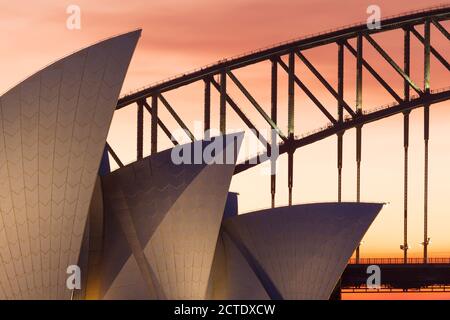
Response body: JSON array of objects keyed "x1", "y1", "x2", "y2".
[{"x1": 342, "y1": 258, "x2": 450, "y2": 292}]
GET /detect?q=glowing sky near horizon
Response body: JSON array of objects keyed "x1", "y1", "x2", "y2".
[{"x1": 1, "y1": 0, "x2": 449, "y2": 271}]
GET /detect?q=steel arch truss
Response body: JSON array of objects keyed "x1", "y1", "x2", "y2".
[{"x1": 106, "y1": 6, "x2": 450, "y2": 261}]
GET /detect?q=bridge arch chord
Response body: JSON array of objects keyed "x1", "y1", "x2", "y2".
[{"x1": 117, "y1": 5, "x2": 450, "y2": 107}]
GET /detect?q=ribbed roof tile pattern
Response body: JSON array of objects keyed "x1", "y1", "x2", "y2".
[
  {"x1": 101, "y1": 133, "x2": 243, "y2": 299},
  {"x1": 0, "y1": 30, "x2": 140, "y2": 299}
]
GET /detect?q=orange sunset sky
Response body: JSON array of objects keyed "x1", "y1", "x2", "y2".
[{"x1": 1, "y1": 0, "x2": 449, "y2": 299}]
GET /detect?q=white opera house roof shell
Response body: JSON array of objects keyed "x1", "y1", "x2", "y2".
[
  {"x1": 0, "y1": 30, "x2": 141, "y2": 299},
  {"x1": 208, "y1": 203, "x2": 384, "y2": 300},
  {"x1": 97, "y1": 133, "x2": 244, "y2": 300}
]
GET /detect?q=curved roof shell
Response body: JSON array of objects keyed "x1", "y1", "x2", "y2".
[
  {"x1": 0, "y1": 30, "x2": 141, "y2": 299},
  {"x1": 211, "y1": 202, "x2": 384, "y2": 300}
]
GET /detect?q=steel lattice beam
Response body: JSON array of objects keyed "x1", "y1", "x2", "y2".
[
  {"x1": 210, "y1": 77, "x2": 271, "y2": 151},
  {"x1": 432, "y1": 19, "x2": 450, "y2": 39},
  {"x1": 296, "y1": 50, "x2": 355, "y2": 118},
  {"x1": 364, "y1": 34, "x2": 422, "y2": 94},
  {"x1": 227, "y1": 70, "x2": 287, "y2": 141},
  {"x1": 159, "y1": 94, "x2": 195, "y2": 142},
  {"x1": 277, "y1": 57, "x2": 338, "y2": 124},
  {"x1": 106, "y1": 143, "x2": 124, "y2": 168},
  {"x1": 410, "y1": 26, "x2": 450, "y2": 71},
  {"x1": 343, "y1": 40, "x2": 403, "y2": 103},
  {"x1": 142, "y1": 99, "x2": 178, "y2": 146}
]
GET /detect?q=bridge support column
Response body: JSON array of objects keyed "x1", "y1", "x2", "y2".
[
  {"x1": 403, "y1": 113, "x2": 410, "y2": 263},
  {"x1": 356, "y1": 34, "x2": 363, "y2": 114},
  {"x1": 137, "y1": 100, "x2": 144, "y2": 160},
  {"x1": 151, "y1": 95, "x2": 158, "y2": 154},
  {"x1": 288, "y1": 52, "x2": 295, "y2": 206},
  {"x1": 337, "y1": 42, "x2": 344, "y2": 203},
  {"x1": 424, "y1": 114, "x2": 429, "y2": 263},
  {"x1": 220, "y1": 71, "x2": 227, "y2": 135},
  {"x1": 338, "y1": 136, "x2": 343, "y2": 202},
  {"x1": 204, "y1": 78, "x2": 211, "y2": 139},
  {"x1": 423, "y1": 19, "x2": 431, "y2": 264},
  {"x1": 356, "y1": 34, "x2": 363, "y2": 204},
  {"x1": 288, "y1": 150, "x2": 294, "y2": 206},
  {"x1": 271, "y1": 59, "x2": 278, "y2": 208},
  {"x1": 356, "y1": 127, "x2": 362, "y2": 204},
  {"x1": 288, "y1": 52, "x2": 295, "y2": 137},
  {"x1": 402, "y1": 28, "x2": 411, "y2": 263},
  {"x1": 355, "y1": 34, "x2": 363, "y2": 263},
  {"x1": 356, "y1": 125, "x2": 362, "y2": 262}
]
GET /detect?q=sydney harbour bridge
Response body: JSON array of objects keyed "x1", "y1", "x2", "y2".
[{"x1": 104, "y1": 6, "x2": 450, "y2": 294}]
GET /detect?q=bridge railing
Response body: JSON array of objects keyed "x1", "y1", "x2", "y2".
[{"x1": 348, "y1": 257, "x2": 450, "y2": 264}]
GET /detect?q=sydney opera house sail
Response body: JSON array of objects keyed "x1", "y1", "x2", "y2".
[
  {"x1": 95, "y1": 133, "x2": 244, "y2": 300},
  {"x1": 208, "y1": 203, "x2": 384, "y2": 300},
  {"x1": 0, "y1": 30, "x2": 141, "y2": 299}
]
